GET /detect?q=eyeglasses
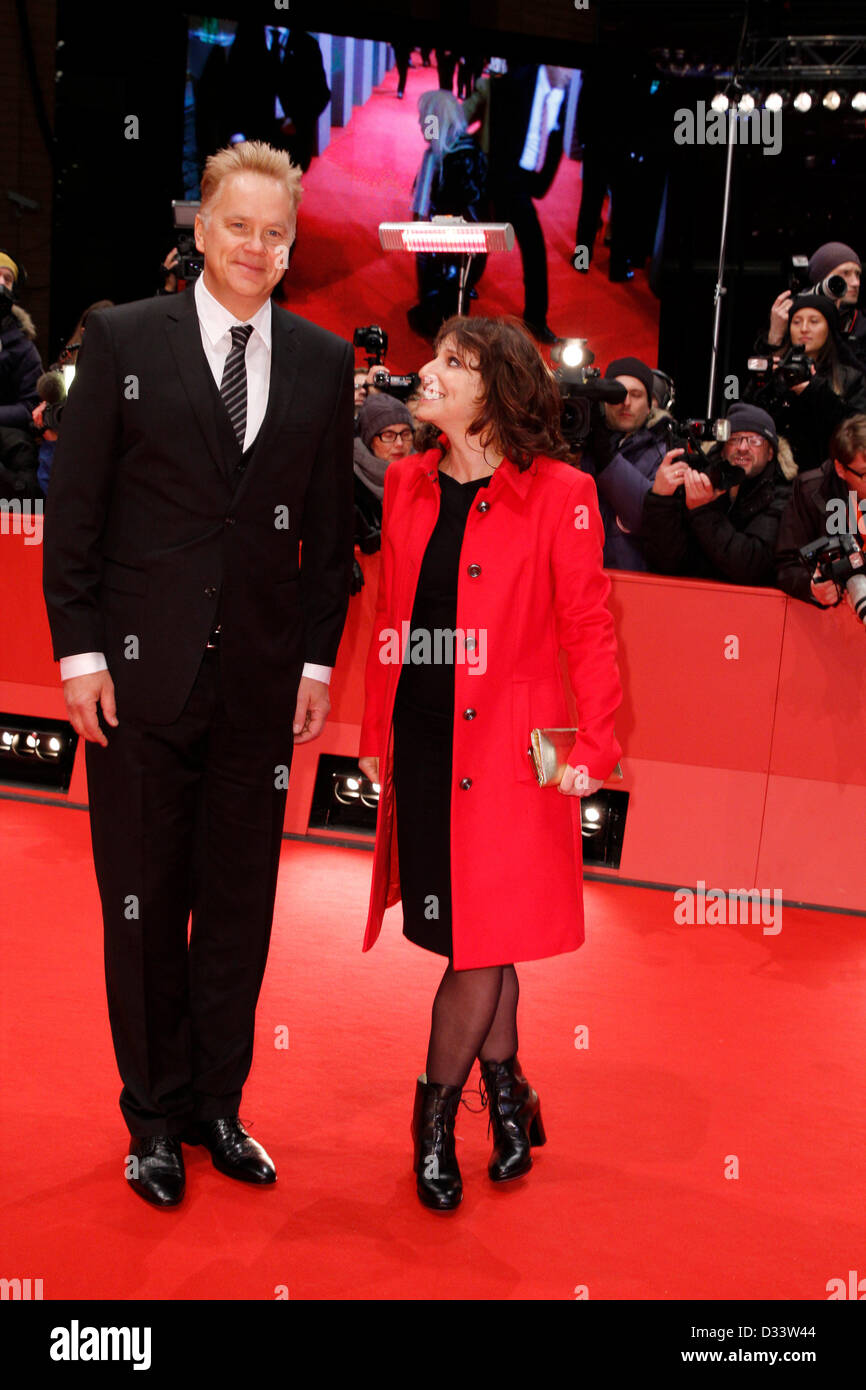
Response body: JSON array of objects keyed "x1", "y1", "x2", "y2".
[
  {"x1": 729, "y1": 434, "x2": 766, "y2": 449},
  {"x1": 841, "y1": 462, "x2": 866, "y2": 479},
  {"x1": 377, "y1": 429, "x2": 414, "y2": 444}
]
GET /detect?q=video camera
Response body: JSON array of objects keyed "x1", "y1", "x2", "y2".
[
  {"x1": 799, "y1": 533, "x2": 866, "y2": 624},
  {"x1": 550, "y1": 340, "x2": 627, "y2": 449},
  {"x1": 170, "y1": 201, "x2": 204, "y2": 283},
  {"x1": 747, "y1": 350, "x2": 812, "y2": 396}
]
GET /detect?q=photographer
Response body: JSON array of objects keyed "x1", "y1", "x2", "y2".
[
  {"x1": 775, "y1": 414, "x2": 866, "y2": 607},
  {"x1": 580, "y1": 355, "x2": 672, "y2": 570},
  {"x1": 353, "y1": 393, "x2": 416, "y2": 554},
  {"x1": 0, "y1": 252, "x2": 44, "y2": 499},
  {"x1": 744, "y1": 296, "x2": 866, "y2": 475},
  {"x1": 640, "y1": 405, "x2": 795, "y2": 586},
  {"x1": 759, "y1": 242, "x2": 864, "y2": 369}
]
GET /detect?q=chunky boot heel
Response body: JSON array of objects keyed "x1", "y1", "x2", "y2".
[
  {"x1": 411, "y1": 1075, "x2": 463, "y2": 1211},
  {"x1": 529, "y1": 1107, "x2": 547, "y2": 1147},
  {"x1": 480, "y1": 1055, "x2": 544, "y2": 1182}
]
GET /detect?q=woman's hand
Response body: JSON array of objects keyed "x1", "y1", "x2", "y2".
[
  {"x1": 789, "y1": 360, "x2": 816, "y2": 396},
  {"x1": 558, "y1": 765, "x2": 604, "y2": 797},
  {"x1": 358, "y1": 756, "x2": 379, "y2": 783}
]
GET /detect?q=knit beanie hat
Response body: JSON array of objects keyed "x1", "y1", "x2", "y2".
[
  {"x1": 725, "y1": 403, "x2": 778, "y2": 454},
  {"x1": 604, "y1": 356, "x2": 654, "y2": 404},
  {"x1": 358, "y1": 392, "x2": 414, "y2": 449},
  {"x1": 807, "y1": 242, "x2": 860, "y2": 285},
  {"x1": 787, "y1": 294, "x2": 842, "y2": 337}
]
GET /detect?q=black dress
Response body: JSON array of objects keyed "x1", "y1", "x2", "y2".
[{"x1": 392, "y1": 469, "x2": 492, "y2": 958}]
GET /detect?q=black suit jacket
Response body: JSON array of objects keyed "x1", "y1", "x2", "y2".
[{"x1": 42, "y1": 287, "x2": 354, "y2": 727}]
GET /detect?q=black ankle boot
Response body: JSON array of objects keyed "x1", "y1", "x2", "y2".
[
  {"x1": 411, "y1": 1076, "x2": 463, "y2": 1211},
  {"x1": 480, "y1": 1055, "x2": 546, "y2": 1182}
]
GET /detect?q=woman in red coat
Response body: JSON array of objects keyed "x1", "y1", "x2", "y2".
[{"x1": 358, "y1": 316, "x2": 622, "y2": 1211}]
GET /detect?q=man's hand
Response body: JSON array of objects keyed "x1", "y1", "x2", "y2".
[
  {"x1": 768, "y1": 289, "x2": 793, "y2": 346},
  {"x1": 62, "y1": 671, "x2": 118, "y2": 747},
  {"x1": 683, "y1": 467, "x2": 725, "y2": 510},
  {"x1": 31, "y1": 401, "x2": 58, "y2": 443},
  {"x1": 292, "y1": 676, "x2": 330, "y2": 744},
  {"x1": 358, "y1": 756, "x2": 379, "y2": 783},
  {"x1": 651, "y1": 448, "x2": 687, "y2": 495},
  {"x1": 810, "y1": 567, "x2": 839, "y2": 606}
]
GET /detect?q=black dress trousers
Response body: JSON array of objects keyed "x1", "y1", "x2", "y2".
[
  {"x1": 84, "y1": 642, "x2": 297, "y2": 1137},
  {"x1": 392, "y1": 470, "x2": 491, "y2": 960}
]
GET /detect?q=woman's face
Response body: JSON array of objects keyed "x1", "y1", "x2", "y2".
[
  {"x1": 790, "y1": 309, "x2": 828, "y2": 355},
  {"x1": 415, "y1": 336, "x2": 485, "y2": 434},
  {"x1": 370, "y1": 422, "x2": 415, "y2": 463}
]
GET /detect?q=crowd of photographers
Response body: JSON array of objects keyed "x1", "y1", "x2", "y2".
[{"x1": 4, "y1": 234, "x2": 865, "y2": 619}]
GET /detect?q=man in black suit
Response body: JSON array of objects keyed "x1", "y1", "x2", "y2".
[
  {"x1": 223, "y1": 21, "x2": 330, "y2": 172},
  {"x1": 42, "y1": 141, "x2": 354, "y2": 1207}
]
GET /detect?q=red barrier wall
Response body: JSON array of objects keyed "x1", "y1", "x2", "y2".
[{"x1": 1, "y1": 515, "x2": 862, "y2": 911}]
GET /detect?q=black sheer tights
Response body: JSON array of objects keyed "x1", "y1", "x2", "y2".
[{"x1": 425, "y1": 963, "x2": 519, "y2": 1089}]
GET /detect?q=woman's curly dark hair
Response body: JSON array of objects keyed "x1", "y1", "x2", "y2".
[{"x1": 431, "y1": 315, "x2": 573, "y2": 469}]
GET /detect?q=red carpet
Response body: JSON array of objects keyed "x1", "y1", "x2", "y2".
[
  {"x1": 1, "y1": 795, "x2": 863, "y2": 1301},
  {"x1": 285, "y1": 60, "x2": 659, "y2": 372}
]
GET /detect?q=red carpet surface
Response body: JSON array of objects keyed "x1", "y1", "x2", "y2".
[
  {"x1": 284, "y1": 58, "x2": 659, "y2": 372},
  {"x1": 1, "y1": 795, "x2": 863, "y2": 1301}
]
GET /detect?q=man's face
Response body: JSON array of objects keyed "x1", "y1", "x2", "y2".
[
  {"x1": 194, "y1": 172, "x2": 295, "y2": 315},
  {"x1": 354, "y1": 372, "x2": 369, "y2": 410},
  {"x1": 828, "y1": 260, "x2": 860, "y2": 306},
  {"x1": 370, "y1": 422, "x2": 415, "y2": 462},
  {"x1": 0, "y1": 267, "x2": 14, "y2": 293},
  {"x1": 722, "y1": 431, "x2": 773, "y2": 479},
  {"x1": 603, "y1": 376, "x2": 650, "y2": 434},
  {"x1": 834, "y1": 450, "x2": 866, "y2": 506}
]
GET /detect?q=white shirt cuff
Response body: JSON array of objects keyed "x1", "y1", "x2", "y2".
[
  {"x1": 302, "y1": 662, "x2": 332, "y2": 685},
  {"x1": 60, "y1": 652, "x2": 108, "y2": 681}
]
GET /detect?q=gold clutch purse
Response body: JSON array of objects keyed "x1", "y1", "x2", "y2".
[{"x1": 528, "y1": 728, "x2": 623, "y2": 788}]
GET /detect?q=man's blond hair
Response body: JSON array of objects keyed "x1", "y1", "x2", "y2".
[{"x1": 199, "y1": 141, "x2": 303, "y2": 222}]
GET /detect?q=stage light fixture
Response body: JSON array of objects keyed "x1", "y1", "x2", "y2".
[
  {"x1": 823, "y1": 90, "x2": 843, "y2": 111},
  {"x1": 736, "y1": 93, "x2": 756, "y2": 113},
  {"x1": 0, "y1": 714, "x2": 77, "y2": 791},
  {"x1": 551, "y1": 338, "x2": 589, "y2": 369},
  {"x1": 379, "y1": 217, "x2": 515, "y2": 255},
  {"x1": 711, "y1": 92, "x2": 729, "y2": 112},
  {"x1": 793, "y1": 89, "x2": 814, "y2": 112},
  {"x1": 765, "y1": 91, "x2": 785, "y2": 111},
  {"x1": 852, "y1": 91, "x2": 866, "y2": 112}
]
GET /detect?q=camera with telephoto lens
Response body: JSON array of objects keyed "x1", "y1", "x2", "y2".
[
  {"x1": 661, "y1": 417, "x2": 746, "y2": 491},
  {"x1": 550, "y1": 340, "x2": 627, "y2": 448},
  {"x1": 169, "y1": 201, "x2": 204, "y2": 283},
  {"x1": 806, "y1": 272, "x2": 848, "y2": 301},
  {"x1": 353, "y1": 325, "x2": 389, "y2": 366},
  {"x1": 747, "y1": 350, "x2": 812, "y2": 396},
  {"x1": 799, "y1": 533, "x2": 866, "y2": 624}
]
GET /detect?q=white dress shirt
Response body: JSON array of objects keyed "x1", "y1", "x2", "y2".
[
  {"x1": 59, "y1": 274, "x2": 332, "y2": 686},
  {"x1": 519, "y1": 67, "x2": 565, "y2": 173}
]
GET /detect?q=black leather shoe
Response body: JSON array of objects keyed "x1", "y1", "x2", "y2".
[
  {"x1": 411, "y1": 1076, "x2": 463, "y2": 1211},
  {"x1": 480, "y1": 1056, "x2": 546, "y2": 1182},
  {"x1": 126, "y1": 1134, "x2": 185, "y2": 1207},
  {"x1": 183, "y1": 1117, "x2": 276, "y2": 1184},
  {"x1": 523, "y1": 319, "x2": 559, "y2": 345}
]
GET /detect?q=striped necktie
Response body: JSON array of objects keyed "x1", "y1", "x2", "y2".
[{"x1": 220, "y1": 323, "x2": 254, "y2": 448}]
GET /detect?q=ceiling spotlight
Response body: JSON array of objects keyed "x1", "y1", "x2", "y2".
[
  {"x1": 822, "y1": 90, "x2": 842, "y2": 111},
  {"x1": 737, "y1": 93, "x2": 756, "y2": 113},
  {"x1": 711, "y1": 92, "x2": 729, "y2": 112},
  {"x1": 793, "y1": 90, "x2": 814, "y2": 112},
  {"x1": 852, "y1": 91, "x2": 866, "y2": 112},
  {"x1": 765, "y1": 90, "x2": 786, "y2": 111}
]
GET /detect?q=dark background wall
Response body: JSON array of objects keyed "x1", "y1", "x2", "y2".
[{"x1": 2, "y1": 0, "x2": 865, "y2": 409}]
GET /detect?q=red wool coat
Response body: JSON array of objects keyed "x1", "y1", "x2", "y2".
[{"x1": 358, "y1": 447, "x2": 623, "y2": 969}]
